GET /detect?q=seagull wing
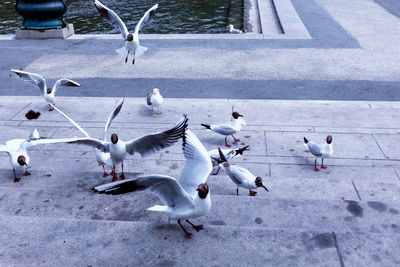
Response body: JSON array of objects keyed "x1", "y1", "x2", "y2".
[
  {"x1": 94, "y1": 175, "x2": 194, "y2": 208},
  {"x1": 29, "y1": 137, "x2": 109, "y2": 152},
  {"x1": 178, "y1": 130, "x2": 213, "y2": 196},
  {"x1": 146, "y1": 92, "x2": 152, "y2": 106},
  {"x1": 0, "y1": 144, "x2": 11, "y2": 156},
  {"x1": 125, "y1": 114, "x2": 188, "y2": 156},
  {"x1": 306, "y1": 141, "x2": 323, "y2": 157},
  {"x1": 211, "y1": 122, "x2": 235, "y2": 135},
  {"x1": 11, "y1": 69, "x2": 46, "y2": 96},
  {"x1": 52, "y1": 78, "x2": 80, "y2": 95},
  {"x1": 50, "y1": 104, "x2": 90, "y2": 138},
  {"x1": 104, "y1": 98, "x2": 124, "y2": 141},
  {"x1": 94, "y1": 0, "x2": 129, "y2": 40},
  {"x1": 134, "y1": 4, "x2": 158, "y2": 35}
]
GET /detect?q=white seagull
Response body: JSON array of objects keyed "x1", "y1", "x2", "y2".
[
  {"x1": 0, "y1": 129, "x2": 63, "y2": 182},
  {"x1": 201, "y1": 111, "x2": 246, "y2": 147},
  {"x1": 11, "y1": 69, "x2": 80, "y2": 111},
  {"x1": 208, "y1": 145, "x2": 249, "y2": 175},
  {"x1": 93, "y1": 129, "x2": 213, "y2": 237},
  {"x1": 94, "y1": 0, "x2": 158, "y2": 64},
  {"x1": 227, "y1": 24, "x2": 243, "y2": 34},
  {"x1": 49, "y1": 99, "x2": 124, "y2": 178},
  {"x1": 217, "y1": 148, "x2": 268, "y2": 196},
  {"x1": 147, "y1": 88, "x2": 163, "y2": 116},
  {"x1": 304, "y1": 135, "x2": 333, "y2": 172},
  {"x1": 48, "y1": 115, "x2": 188, "y2": 181}
]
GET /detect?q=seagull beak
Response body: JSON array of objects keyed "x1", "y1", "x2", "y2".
[
  {"x1": 262, "y1": 185, "x2": 269, "y2": 192},
  {"x1": 124, "y1": 38, "x2": 128, "y2": 42}
]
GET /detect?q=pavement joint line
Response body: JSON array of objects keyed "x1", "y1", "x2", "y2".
[
  {"x1": 268, "y1": 163, "x2": 272, "y2": 177},
  {"x1": 371, "y1": 133, "x2": 387, "y2": 158},
  {"x1": 332, "y1": 231, "x2": 346, "y2": 267},
  {"x1": 8, "y1": 102, "x2": 31, "y2": 121},
  {"x1": 351, "y1": 180, "x2": 362, "y2": 201},
  {"x1": 393, "y1": 168, "x2": 400, "y2": 182}
]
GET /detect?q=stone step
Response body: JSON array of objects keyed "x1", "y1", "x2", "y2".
[
  {"x1": 0, "y1": 184, "x2": 399, "y2": 235},
  {"x1": 0, "y1": 214, "x2": 398, "y2": 266}
]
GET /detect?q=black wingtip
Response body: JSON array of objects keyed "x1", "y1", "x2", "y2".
[
  {"x1": 201, "y1": 123, "x2": 211, "y2": 130},
  {"x1": 218, "y1": 147, "x2": 228, "y2": 163},
  {"x1": 304, "y1": 137, "x2": 308, "y2": 144}
]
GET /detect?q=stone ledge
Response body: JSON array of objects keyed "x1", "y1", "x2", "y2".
[{"x1": 15, "y1": 24, "x2": 74, "y2": 40}]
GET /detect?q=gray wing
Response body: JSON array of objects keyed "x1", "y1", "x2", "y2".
[
  {"x1": 104, "y1": 98, "x2": 124, "y2": 141},
  {"x1": 125, "y1": 114, "x2": 188, "y2": 156},
  {"x1": 306, "y1": 141, "x2": 323, "y2": 157},
  {"x1": 11, "y1": 69, "x2": 46, "y2": 96},
  {"x1": 211, "y1": 123, "x2": 236, "y2": 135},
  {"x1": 52, "y1": 78, "x2": 80, "y2": 95},
  {"x1": 29, "y1": 137, "x2": 109, "y2": 152},
  {"x1": 134, "y1": 4, "x2": 158, "y2": 35},
  {"x1": 94, "y1": 0, "x2": 129, "y2": 40},
  {"x1": 146, "y1": 92, "x2": 152, "y2": 106},
  {"x1": 178, "y1": 130, "x2": 213, "y2": 196},
  {"x1": 50, "y1": 104, "x2": 90, "y2": 138},
  {"x1": 93, "y1": 175, "x2": 194, "y2": 208}
]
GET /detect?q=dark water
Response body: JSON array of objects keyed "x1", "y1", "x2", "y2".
[{"x1": 0, "y1": 0, "x2": 243, "y2": 34}]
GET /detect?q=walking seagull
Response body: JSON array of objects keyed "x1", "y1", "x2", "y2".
[
  {"x1": 208, "y1": 145, "x2": 249, "y2": 175},
  {"x1": 217, "y1": 148, "x2": 268, "y2": 196},
  {"x1": 49, "y1": 99, "x2": 124, "y2": 178},
  {"x1": 0, "y1": 129, "x2": 69, "y2": 182},
  {"x1": 11, "y1": 69, "x2": 80, "y2": 111},
  {"x1": 93, "y1": 130, "x2": 213, "y2": 237},
  {"x1": 94, "y1": 0, "x2": 158, "y2": 64},
  {"x1": 201, "y1": 111, "x2": 246, "y2": 147},
  {"x1": 304, "y1": 135, "x2": 333, "y2": 171},
  {"x1": 44, "y1": 115, "x2": 188, "y2": 181},
  {"x1": 147, "y1": 88, "x2": 163, "y2": 116}
]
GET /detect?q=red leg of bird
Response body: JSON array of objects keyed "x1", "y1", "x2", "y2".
[
  {"x1": 236, "y1": 188, "x2": 239, "y2": 195},
  {"x1": 249, "y1": 190, "x2": 257, "y2": 196},
  {"x1": 232, "y1": 134, "x2": 240, "y2": 143},
  {"x1": 102, "y1": 165, "x2": 109, "y2": 177},
  {"x1": 23, "y1": 170, "x2": 31, "y2": 176},
  {"x1": 178, "y1": 219, "x2": 192, "y2": 237},
  {"x1": 212, "y1": 167, "x2": 220, "y2": 175},
  {"x1": 186, "y1": 220, "x2": 204, "y2": 232},
  {"x1": 314, "y1": 159, "x2": 320, "y2": 172},
  {"x1": 132, "y1": 52, "x2": 135, "y2": 64},
  {"x1": 112, "y1": 164, "x2": 118, "y2": 182},
  {"x1": 13, "y1": 169, "x2": 21, "y2": 183},
  {"x1": 225, "y1": 137, "x2": 231, "y2": 148},
  {"x1": 125, "y1": 51, "x2": 129, "y2": 63},
  {"x1": 120, "y1": 163, "x2": 125, "y2": 180},
  {"x1": 321, "y1": 158, "x2": 327, "y2": 169},
  {"x1": 48, "y1": 105, "x2": 54, "y2": 111}
]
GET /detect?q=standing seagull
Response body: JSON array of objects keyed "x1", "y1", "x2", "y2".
[
  {"x1": 208, "y1": 145, "x2": 249, "y2": 175},
  {"x1": 47, "y1": 115, "x2": 188, "y2": 181},
  {"x1": 49, "y1": 99, "x2": 124, "y2": 178},
  {"x1": 201, "y1": 111, "x2": 246, "y2": 147},
  {"x1": 93, "y1": 130, "x2": 213, "y2": 237},
  {"x1": 11, "y1": 69, "x2": 80, "y2": 111},
  {"x1": 304, "y1": 135, "x2": 333, "y2": 171},
  {"x1": 218, "y1": 148, "x2": 268, "y2": 196},
  {"x1": 94, "y1": 0, "x2": 158, "y2": 64},
  {"x1": 0, "y1": 129, "x2": 62, "y2": 182},
  {"x1": 147, "y1": 88, "x2": 163, "y2": 116}
]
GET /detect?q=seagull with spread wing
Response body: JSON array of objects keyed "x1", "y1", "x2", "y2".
[
  {"x1": 49, "y1": 99, "x2": 124, "y2": 178},
  {"x1": 93, "y1": 130, "x2": 213, "y2": 237},
  {"x1": 11, "y1": 69, "x2": 80, "y2": 111},
  {"x1": 94, "y1": 0, "x2": 158, "y2": 64}
]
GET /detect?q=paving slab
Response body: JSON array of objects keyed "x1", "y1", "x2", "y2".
[{"x1": 373, "y1": 134, "x2": 400, "y2": 159}]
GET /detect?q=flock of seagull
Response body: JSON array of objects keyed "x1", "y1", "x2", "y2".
[{"x1": 0, "y1": 0, "x2": 333, "y2": 236}]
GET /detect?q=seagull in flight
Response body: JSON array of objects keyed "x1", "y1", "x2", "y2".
[
  {"x1": 11, "y1": 69, "x2": 80, "y2": 111},
  {"x1": 49, "y1": 99, "x2": 124, "y2": 178},
  {"x1": 94, "y1": 0, "x2": 158, "y2": 64},
  {"x1": 48, "y1": 115, "x2": 188, "y2": 181},
  {"x1": 201, "y1": 111, "x2": 246, "y2": 147},
  {"x1": 304, "y1": 135, "x2": 333, "y2": 171},
  {"x1": 217, "y1": 148, "x2": 268, "y2": 196},
  {"x1": 93, "y1": 129, "x2": 213, "y2": 237}
]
